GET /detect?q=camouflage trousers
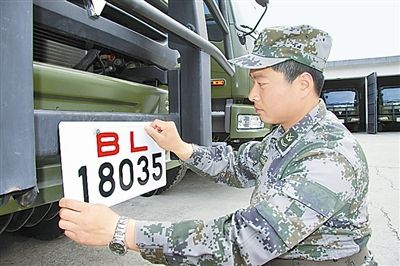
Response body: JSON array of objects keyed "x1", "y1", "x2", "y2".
[{"x1": 264, "y1": 248, "x2": 377, "y2": 266}]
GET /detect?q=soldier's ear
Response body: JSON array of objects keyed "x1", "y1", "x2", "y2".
[{"x1": 297, "y1": 72, "x2": 314, "y2": 97}]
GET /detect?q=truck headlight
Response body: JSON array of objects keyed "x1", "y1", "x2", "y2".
[
  {"x1": 379, "y1": 116, "x2": 390, "y2": 121},
  {"x1": 237, "y1": 115, "x2": 264, "y2": 130},
  {"x1": 350, "y1": 117, "x2": 360, "y2": 122}
]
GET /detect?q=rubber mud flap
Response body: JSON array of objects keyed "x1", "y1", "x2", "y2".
[
  {"x1": 0, "y1": 193, "x2": 11, "y2": 207},
  {"x1": 12, "y1": 187, "x2": 38, "y2": 207}
]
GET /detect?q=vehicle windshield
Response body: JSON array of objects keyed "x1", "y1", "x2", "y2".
[
  {"x1": 380, "y1": 87, "x2": 400, "y2": 105},
  {"x1": 323, "y1": 90, "x2": 357, "y2": 107},
  {"x1": 203, "y1": 0, "x2": 219, "y2": 20},
  {"x1": 230, "y1": 1, "x2": 263, "y2": 33}
]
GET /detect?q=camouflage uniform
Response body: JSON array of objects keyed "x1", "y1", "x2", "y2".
[
  {"x1": 134, "y1": 25, "x2": 376, "y2": 265},
  {"x1": 134, "y1": 101, "x2": 375, "y2": 265}
]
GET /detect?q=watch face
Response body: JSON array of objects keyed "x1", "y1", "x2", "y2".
[{"x1": 109, "y1": 241, "x2": 127, "y2": 255}]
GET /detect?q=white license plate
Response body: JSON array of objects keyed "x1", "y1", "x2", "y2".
[
  {"x1": 396, "y1": 117, "x2": 400, "y2": 122},
  {"x1": 339, "y1": 119, "x2": 345, "y2": 123},
  {"x1": 59, "y1": 121, "x2": 166, "y2": 207}
]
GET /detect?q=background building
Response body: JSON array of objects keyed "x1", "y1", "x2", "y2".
[{"x1": 323, "y1": 56, "x2": 400, "y2": 133}]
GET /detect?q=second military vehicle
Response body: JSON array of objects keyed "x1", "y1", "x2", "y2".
[
  {"x1": 378, "y1": 86, "x2": 400, "y2": 131},
  {"x1": 322, "y1": 88, "x2": 361, "y2": 131}
]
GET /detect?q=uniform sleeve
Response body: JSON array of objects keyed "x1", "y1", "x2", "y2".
[
  {"x1": 183, "y1": 141, "x2": 265, "y2": 188},
  {"x1": 134, "y1": 149, "x2": 357, "y2": 265}
]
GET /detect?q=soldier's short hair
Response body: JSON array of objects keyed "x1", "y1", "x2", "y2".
[{"x1": 271, "y1": 60, "x2": 325, "y2": 96}]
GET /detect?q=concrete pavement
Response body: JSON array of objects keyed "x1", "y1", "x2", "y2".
[{"x1": 0, "y1": 132, "x2": 398, "y2": 265}]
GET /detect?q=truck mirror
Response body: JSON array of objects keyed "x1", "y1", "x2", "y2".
[
  {"x1": 238, "y1": 1, "x2": 268, "y2": 40},
  {"x1": 255, "y1": 0, "x2": 269, "y2": 7},
  {"x1": 238, "y1": 34, "x2": 247, "y2": 45}
]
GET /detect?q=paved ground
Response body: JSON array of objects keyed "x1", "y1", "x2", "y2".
[
  {"x1": 356, "y1": 132, "x2": 399, "y2": 266},
  {"x1": 0, "y1": 132, "x2": 398, "y2": 266}
]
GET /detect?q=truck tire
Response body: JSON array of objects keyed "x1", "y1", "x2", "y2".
[
  {"x1": 18, "y1": 202, "x2": 64, "y2": 240},
  {"x1": 378, "y1": 123, "x2": 383, "y2": 132},
  {"x1": 19, "y1": 214, "x2": 64, "y2": 240},
  {"x1": 141, "y1": 164, "x2": 188, "y2": 196},
  {"x1": 0, "y1": 214, "x2": 13, "y2": 234},
  {"x1": 5, "y1": 208, "x2": 34, "y2": 232}
]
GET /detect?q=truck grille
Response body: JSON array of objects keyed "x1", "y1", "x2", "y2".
[{"x1": 34, "y1": 24, "x2": 86, "y2": 68}]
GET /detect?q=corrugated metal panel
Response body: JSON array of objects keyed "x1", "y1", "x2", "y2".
[{"x1": 34, "y1": 25, "x2": 86, "y2": 68}]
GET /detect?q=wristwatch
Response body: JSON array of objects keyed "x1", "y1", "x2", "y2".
[{"x1": 108, "y1": 216, "x2": 129, "y2": 256}]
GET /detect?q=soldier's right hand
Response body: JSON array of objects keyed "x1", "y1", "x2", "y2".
[{"x1": 145, "y1": 119, "x2": 193, "y2": 161}]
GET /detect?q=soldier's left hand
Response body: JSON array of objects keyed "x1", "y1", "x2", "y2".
[{"x1": 58, "y1": 198, "x2": 119, "y2": 246}]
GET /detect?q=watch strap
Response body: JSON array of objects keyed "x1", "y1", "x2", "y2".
[
  {"x1": 109, "y1": 216, "x2": 129, "y2": 255},
  {"x1": 113, "y1": 216, "x2": 129, "y2": 241}
]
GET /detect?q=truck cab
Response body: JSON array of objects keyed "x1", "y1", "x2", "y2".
[
  {"x1": 378, "y1": 86, "x2": 400, "y2": 131},
  {"x1": 322, "y1": 88, "x2": 361, "y2": 131},
  {"x1": 206, "y1": 0, "x2": 270, "y2": 146}
]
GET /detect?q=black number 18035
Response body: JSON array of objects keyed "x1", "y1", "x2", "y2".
[{"x1": 78, "y1": 152, "x2": 163, "y2": 202}]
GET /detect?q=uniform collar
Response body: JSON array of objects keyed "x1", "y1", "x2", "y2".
[{"x1": 275, "y1": 100, "x2": 327, "y2": 155}]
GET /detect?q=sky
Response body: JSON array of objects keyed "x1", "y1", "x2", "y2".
[{"x1": 240, "y1": 0, "x2": 400, "y2": 61}]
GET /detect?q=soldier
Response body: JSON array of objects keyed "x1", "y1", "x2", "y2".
[{"x1": 59, "y1": 25, "x2": 377, "y2": 265}]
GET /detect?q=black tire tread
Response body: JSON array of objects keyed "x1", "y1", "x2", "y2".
[
  {"x1": 155, "y1": 164, "x2": 188, "y2": 195},
  {"x1": 19, "y1": 202, "x2": 64, "y2": 240}
]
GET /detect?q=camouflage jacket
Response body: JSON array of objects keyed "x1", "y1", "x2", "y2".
[{"x1": 134, "y1": 101, "x2": 374, "y2": 265}]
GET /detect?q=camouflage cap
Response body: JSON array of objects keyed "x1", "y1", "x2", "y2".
[{"x1": 229, "y1": 25, "x2": 332, "y2": 72}]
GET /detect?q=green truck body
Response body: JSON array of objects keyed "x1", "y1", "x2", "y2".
[{"x1": 0, "y1": 0, "x2": 269, "y2": 239}]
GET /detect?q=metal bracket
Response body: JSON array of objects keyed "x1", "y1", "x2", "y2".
[
  {"x1": 225, "y1": 99, "x2": 233, "y2": 133},
  {"x1": 83, "y1": 0, "x2": 106, "y2": 18}
]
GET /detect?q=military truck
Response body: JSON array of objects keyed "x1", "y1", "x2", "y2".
[
  {"x1": 377, "y1": 86, "x2": 400, "y2": 131},
  {"x1": 206, "y1": 0, "x2": 270, "y2": 147},
  {"x1": 0, "y1": 0, "x2": 269, "y2": 239},
  {"x1": 322, "y1": 88, "x2": 361, "y2": 132}
]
